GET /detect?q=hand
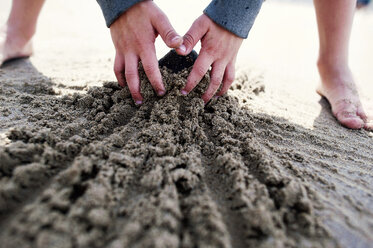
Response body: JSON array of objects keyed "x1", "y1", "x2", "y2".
[
  {"x1": 176, "y1": 14, "x2": 243, "y2": 103},
  {"x1": 110, "y1": 0, "x2": 183, "y2": 104}
]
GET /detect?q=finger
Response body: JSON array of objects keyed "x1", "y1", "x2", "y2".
[
  {"x1": 140, "y1": 46, "x2": 166, "y2": 96},
  {"x1": 202, "y1": 62, "x2": 226, "y2": 103},
  {"x1": 152, "y1": 12, "x2": 183, "y2": 48},
  {"x1": 114, "y1": 54, "x2": 126, "y2": 87},
  {"x1": 181, "y1": 53, "x2": 213, "y2": 95},
  {"x1": 124, "y1": 54, "x2": 143, "y2": 104},
  {"x1": 216, "y1": 62, "x2": 235, "y2": 96},
  {"x1": 176, "y1": 17, "x2": 208, "y2": 55}
]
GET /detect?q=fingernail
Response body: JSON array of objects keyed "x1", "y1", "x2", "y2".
[
  {"x1": 135, "y1": 100, "x2": 143, "y2": 105},
  {"x1": 172, "y1": 36, "x2": 181, "y2": 43},
  {"x1": 181, "y1": 90, "x2": 188, "y2": 95},
  {"x1": 179, "y1": 45, "x2": 186, "y2": 53},
  {"x1": 158, "y1": 90, "x2": 165, "y2": 96}
]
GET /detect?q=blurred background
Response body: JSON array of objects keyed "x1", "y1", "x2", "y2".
[{"x1": 0, "y1": 0, "x2": 372, "y2": 113}]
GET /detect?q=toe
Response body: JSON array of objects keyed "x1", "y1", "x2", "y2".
[
  {"x1": 335, "y1": 111, "x2": 365, "y2": 129},
  {"x1": 316, "y1": 85, "x2": 323, "y2": 97},
  {"x1": 357, "y1": 106, "x2": 368, "y2": 122},
  {"x1": 356, "y1": 105, "x2": 372, "y2": 131},
  {"x1": 364, "y1": 117, "x2": 373, "y2": 131}
]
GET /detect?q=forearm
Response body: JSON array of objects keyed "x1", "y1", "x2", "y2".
[
  {"x1": 96, "y1": 0, "x2": 147, "y2": 27},
  {"x1": 204, "y1": 0, "x2": 263, "y2": 39}
]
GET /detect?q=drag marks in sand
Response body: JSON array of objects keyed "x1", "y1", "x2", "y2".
[{"x1": 0, "y1": 63, "x2": 369, "y2": 247}]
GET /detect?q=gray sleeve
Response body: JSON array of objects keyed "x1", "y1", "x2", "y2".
[
  {"x1": 96, "y1": 0, "x2": 146, "y2": 27},
  {"x1": 204, "y1": 0, "x2": 263, "y2": 39}
]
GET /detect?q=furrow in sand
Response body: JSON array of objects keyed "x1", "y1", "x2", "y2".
[
  {"x1": 0, "y1": 82, "x2": 138, "y2": 227},
  {"x1": 248, "y1": 112, "x2": 373, "y2": 201},
  {"x1": 250, "y1": 112, "x2": 373, "y2": 161},
  {"x1": 172, "y1": 151, "x2": 232, "y2": 248},
  {"x1": 0, "y1": 153, "x2": 72, "y2": 228},
  {"x1": 198, "y1": 101, "x2": 336, "y2": 247},
  {"x1": 243, "y1": 110, "x2": 373, "y2": 246},
  {"x1": 0, "y1": 118, "x2": 150, "y2": 248},
  {"x1": 201, "y1": 155, "x2": 248, "y2": 248},
  {"x1": 248, "y1": 113, "x2": 373, "y2": 197},
  {"x1": 255, "y1": 126, "x2": 373, "y2": 168},
  {"x1": 262, "y1": 141, "x2": 373, "y2": 193}
]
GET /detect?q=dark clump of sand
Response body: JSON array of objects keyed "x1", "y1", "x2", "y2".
[{"x1": 0, "y1": 59, "x2": 372, "y2": 248}]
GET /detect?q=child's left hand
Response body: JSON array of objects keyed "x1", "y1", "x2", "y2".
[{"x1": 176, "y1": 14, "x2": 243, "y2": 103}]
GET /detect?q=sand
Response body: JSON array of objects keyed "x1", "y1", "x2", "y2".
[{"x1": 1, "y1": 0, "x2": 373, "y2": 248}]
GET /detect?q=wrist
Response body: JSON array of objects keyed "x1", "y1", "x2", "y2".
[{"x1": 98, "y1": 0, "x2": 148, "y2": 28}]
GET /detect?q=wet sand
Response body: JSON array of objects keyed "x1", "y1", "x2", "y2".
[{"x1": 1, "y1": 1, "x2": 372, "y2": 247}]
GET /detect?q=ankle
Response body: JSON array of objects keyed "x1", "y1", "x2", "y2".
[
  {"x1": 317, "y1": 58, "x2": 353, "y2": 84},
  {"x1": 317, "y1": 57, "x2": 348, "y2": 72},
  {"x1": 5, "y1": 22, "x2": 36, "y2": 43}
]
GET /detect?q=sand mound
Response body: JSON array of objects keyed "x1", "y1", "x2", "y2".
[{"x1": 1, "y1": 57, "x2": 372, "y2": 247}]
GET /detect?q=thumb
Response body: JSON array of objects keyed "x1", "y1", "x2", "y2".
[
  {"x1": 176, "y1": 16, "x2": 208, "y2": 56},
  {"x1": 152, "y1": 14, "x2": 183, "y2": 49}
]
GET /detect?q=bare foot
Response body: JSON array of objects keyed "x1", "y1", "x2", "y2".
[
  {"x1": 317, "y1": 62, "x2": 372, "y2": 130},
  {"x1": 0, "y1": 25, "x2": 33, "y2": 66}
]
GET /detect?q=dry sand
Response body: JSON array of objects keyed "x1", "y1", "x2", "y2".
[{"x1": 1, "y1": 1, "x2": 373, "y2": 248}]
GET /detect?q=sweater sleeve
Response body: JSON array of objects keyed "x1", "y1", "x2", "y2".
[
  {"x1": 204, "y1": 0, "x2": 263, "y2": 39},
  {"x1": 96, "y1": 0, "x2": 146, "y2": 27}
]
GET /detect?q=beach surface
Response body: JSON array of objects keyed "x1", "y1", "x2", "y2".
[{"x1": 1, "y1": 1, "x2": 372, "y2": 247}]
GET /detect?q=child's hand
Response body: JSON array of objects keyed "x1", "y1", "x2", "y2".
[
  {"x1": 110, "y1": 0, "x2": 183, "y2": 104},
  {"x1": 176, "y1": 14, "x2": 243, "y2": 103}
]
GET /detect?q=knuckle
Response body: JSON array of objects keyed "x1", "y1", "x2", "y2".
[
  {"x1": 113, "y1": 58, "x2": 124, "y2": 74},
  {"x1": 225, "y1": 67, "x2": 236, "y2": 83},
  {"x1": 148, "y1": 75, "x2": 162, "y2": 87},
  {"x1": 125, "y1": 69, "x2": 137, "y2": 78},
  {"x1": 128, "y1": 87, "x2": 141, "y2": 97},
  {"x1": 193, "y1": 65, "x2": 206, "y2": 77},
  {"x1": 113, "y1": 64, "x2": 123, "y2": 74},
  {"x1": 185, "y1": 80, "x2": 196, "y2": 92},
  {"x1": 211, "y1": 78, "x2": 222, "y2": 87},
  {"x1": 194, "y1": 18, "x2": 205, "y2": 31},
  {"x1": 114, "y1": 68, "x2": 121, "y2": 75},
  {"x1": 154, "y1": 12, "x2": 167, "y2": 23},
  {"x1": 132, "y1": 92, "x2": 141, "y2": 98},
  {"x1": 203, "y1": 47, "x2": 216, "y2": 59},
  {"x1": 183, "y1": 33, "x2": 195, "y2": 47},
  {"x1": 222, "y1": 83, "x2": 231, "y2": 92},
  {"x1": 131, "y1": 94, "x2": 142, "y2": 101},
  {"x1": 151, "y1": 81, "x2": 162, "y2": 90},
  {"x1": 143, "y1": 63, "x2": 158, "y2": 76},
  {"x1": 226, "y1": 74, "x2": 235, "y2": 83},
  {"x1": 165, "y1": 29, "x2": 176, "y2": 42},
  {"x1": 137, "y1": 42, "x2": 149, "y2": 52}
]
